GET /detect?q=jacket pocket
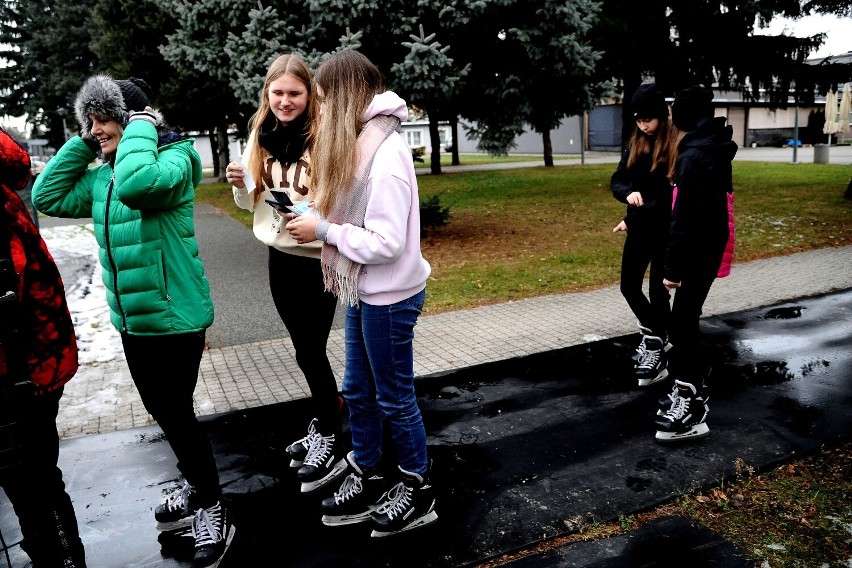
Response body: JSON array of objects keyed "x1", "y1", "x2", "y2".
[{"x1": 156, "y1": 251, "x2": 171, "y2": 301}]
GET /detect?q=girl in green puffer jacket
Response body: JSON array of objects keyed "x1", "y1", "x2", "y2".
[{"x1": 32, "y1": 74, "x2": 233, "y2": 567}]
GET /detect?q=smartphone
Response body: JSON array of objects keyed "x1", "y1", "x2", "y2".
[
  {"x1": 270, "y1": 190, "x2": 293, "y2": 207},
  {"x1": 265, "y1": 190, "x2": 294, "y2": 212},
  {"x1": 265, "y1": 190, "x2": 310, "y2": 216}
]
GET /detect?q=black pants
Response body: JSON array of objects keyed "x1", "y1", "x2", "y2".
[
  {"x1": 122, "y1": 331, "x2": 221, "y2": 507},
  {"x1": 0, "y1": 387, "x2": 87, "y2": 567},
  {"x1": 268, "y1": 248, "x2": 341, "y2": 436},
  {"x1": 620, "y1": 226, "x2": 670, "y2": 338},
  {"x1": 667, "y1": 254, "x2": 722, "y2": 385}
]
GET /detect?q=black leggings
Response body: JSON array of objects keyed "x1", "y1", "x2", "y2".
[
  {"x1": 0, "y1": 388, "x2": 86, "y2": 566},
  {"x1": 122, "y1": 331, "x2": 221, "y2": 507},
  {"x1": 619, "y1": 226, "x2": 670, "y2": 338},
  {"x1": 668, "y1": 253, "x2": 722, "y2": 384},
  {"x1": 268, "y1": 248, "x2": 341, "y2": 436}
]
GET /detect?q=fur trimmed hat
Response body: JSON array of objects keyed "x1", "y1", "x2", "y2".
[
  {"x1": 74, "y1": 74, "x2": 152, "y2": 135},
  {"x1": 671, "y1": 85, "x2": 715, "y2": 132},
  {"x1": 630, "y1": 83, "x2": 668, "y2": 120}
]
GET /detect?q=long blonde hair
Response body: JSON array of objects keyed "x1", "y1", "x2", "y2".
[
  {"x1": 245, "y1": 53, "x2": 318, "y2": 201},
  {"x1": 311, "y1": 49, "x2": 384, "y2": 217}
]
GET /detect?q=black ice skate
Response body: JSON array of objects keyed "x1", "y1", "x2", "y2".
[
  {"x1": 635, "y1": 336, "x2": 668, "y2": 386},
  {"x1": 192, "y1": 502, "x2": 235, "y2": 568},
  {"x1": 654, "y1": 380, "x2": 710, "y2": 443},
  {"x1": 298, "y1": 433, "x2": 348, "y2": 494},
  {"x1": 370, "y1": 466, "x2": 438, "y2": 538},
  {"x1": 321, "y1": 451, "x2": 387, "y2": 526},
  {"x1": 155, "y1": 481, "x2": 197, "y2": 532},
  {"x1": 286, "y1": 417, "x2": 319, "y2": 468}
]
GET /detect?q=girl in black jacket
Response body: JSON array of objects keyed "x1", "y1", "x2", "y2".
[
  {"x1": 610, "y1": 83, "x2": 675, "y2": 387},
  {"x1": 654, "y1": 85, "x2": 737, "y2": 443}
]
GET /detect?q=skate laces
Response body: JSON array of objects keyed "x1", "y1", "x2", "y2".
[
  {"x1": 666, "y1": 385, "x2": 680, "y2": 406},
  {"x1": 375, "y1": 481, "x2": 413, "y2": 520},
  {"x1": 165, "y1": 481, "x2": 193, "y2": 514},
  {"x1": 664, "y1": 393, "x2": 690, "y2": 421},
  {"x1": 334, "y1": 473, "x2": 363, "y2": 505},
  {"x1": 638, "y1": 346, "x2": 661, "y2": 369},
  {"x1": 291, "y1": 419, "x2": 319, "y2": 450},
  {"x1": 192, "y1": 503, "x2": 224, "y2": 547},
  {"x1": 303, "y1": 433, "x2": 335, "y2": 467}
]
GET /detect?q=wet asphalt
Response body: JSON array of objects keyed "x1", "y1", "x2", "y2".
[{"x1": 0, "y1": 288, "x2": 848, "y2": 567}]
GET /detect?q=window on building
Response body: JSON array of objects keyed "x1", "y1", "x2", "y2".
[{"x1": 406, "y1": 131, "x2": 422, "y2": 146}]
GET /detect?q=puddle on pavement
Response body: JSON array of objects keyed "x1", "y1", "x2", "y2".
[
  {"x1": 738, "y1": 334, "x2": 810, "y2": 356},
  {"x1": 741, "y1": 360, "x2": 796, "y2": 384},
  {"x1": 763, "y1": 305, "x2": 804, "y2": 319}
]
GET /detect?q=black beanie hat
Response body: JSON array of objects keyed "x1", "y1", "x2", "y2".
[
  {"x1": 115, "y1": 77, "x2": 151, "y2": 114},
  {"x1": 630, "y1": 83, "x2": 668, "y2": 120},
  {"x1": 671, "y1": 85, "x2": 714, "y2": 132}
]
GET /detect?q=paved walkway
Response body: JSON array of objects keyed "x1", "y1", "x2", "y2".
[{"x1": 54, "y1": 244, "x2": 852, "y2": 439}]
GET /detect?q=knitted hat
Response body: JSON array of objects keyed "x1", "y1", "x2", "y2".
[
  {"x1": 630, "y1": 83, "x2": 668, "y2": 120},
  {"x1": 74, "y1": 74, "x2": 152, "y2": 135},
  {"x1": 671, "y1": 85, "x2": 715, "y2": 132},
  {"x1": 116, "y1": 78, "x2": 151, "y2": 113}
]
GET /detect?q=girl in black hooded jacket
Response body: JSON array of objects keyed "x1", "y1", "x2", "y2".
[{"x1": 654, "y1": 85, "x2": 737, "y2": 444}]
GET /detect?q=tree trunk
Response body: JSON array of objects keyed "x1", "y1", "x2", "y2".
[
  {"x1": 208, "y1": 129, "x2": 219, "y2": 179},
  {"x1": 542, "y1": 129, "x2": 554, "y2": 167},
  {"x1": 428, "y1": 112, "x2": 443, "y2": 175},
  {"x1": 450, "y1": 116, "x2": 461, "y2": 166},
  {"x1": 217, "y1": 121, "x2": 230, "y2": 183},
  {"x1": 621, "y1": 79, "x2": 642, "y2": 151}
]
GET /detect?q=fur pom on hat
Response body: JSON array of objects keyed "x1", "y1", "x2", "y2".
[
  {"x1": 630, "y1": 83, "x2": 668, "y2": 120},
  {"x1": 74, "y1": 74, "x2": 152, "y2": 135},
  {"x1": 671, "y1": 85, "x2": 715, "y2": 132}
]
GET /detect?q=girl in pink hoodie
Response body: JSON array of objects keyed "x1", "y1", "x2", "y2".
[{"x1": 286, "y1": 49, "x2": 436, "y2": 539}]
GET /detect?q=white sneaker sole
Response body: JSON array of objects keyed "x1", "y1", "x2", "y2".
[
  {"x1": 655, "y1": 422, "x2": 710, "y2": 443},
  {"x1": 637, "y1": 368, "x2": 668, "y2": 387},
  {"x1": 370, "y1": 510, "x2": 439, "y2": 538},
  {"x1": 300, "y1": 458, "x2": 348, "y2": 493}
]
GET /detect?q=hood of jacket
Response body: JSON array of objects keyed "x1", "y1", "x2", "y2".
[
  {"x1": 363, "y1": 91, "x2": 409, "y2": 123},
  {"x1": 680, "y1": 117, "x2": 738, "y2": 164}
]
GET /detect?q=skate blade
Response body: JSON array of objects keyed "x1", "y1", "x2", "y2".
[
  {"x1": 321, "y1": 510, "x2": 374, "y2": 526},
  {"x1": 370, "y1": 510, "x2": 439, "y2": 538},
  {"x1": 637, "y1": 368, "x2": 668, "y2": 387},
  {"x1": 289, "y1": 459, "x2": 303, "y2": 468},
  {"x1": 300, "y1": 458, "x2": 348, "y2": 493},
  {"x1": 655, "y1": 422, "x2": 710, "y2": 443},
  {"x1": 155, "y1": 517, "x2": 193, "y2": 532}
]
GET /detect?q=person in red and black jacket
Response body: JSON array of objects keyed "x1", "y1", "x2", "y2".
[{"x1": 0, "y1": 127, "x2": 87, "y2": 567}]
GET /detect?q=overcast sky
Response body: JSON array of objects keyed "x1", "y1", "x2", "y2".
[{"x1": 758, "y1": 13, "x2": 852, "y2": 58}]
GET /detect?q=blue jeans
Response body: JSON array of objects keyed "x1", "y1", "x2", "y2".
[{"x1": 343, "y1": 289, "x2": 428, "y2": 475}]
